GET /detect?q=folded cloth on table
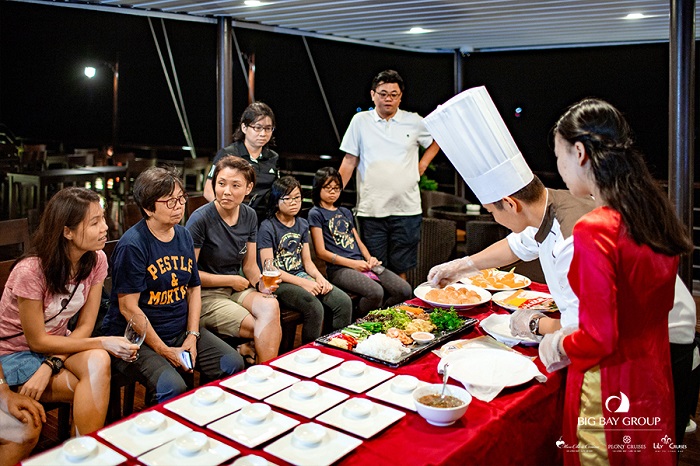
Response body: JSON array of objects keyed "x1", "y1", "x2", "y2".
[{"x1": 437, "y1": 348, "x2": 546, "y2": 402}]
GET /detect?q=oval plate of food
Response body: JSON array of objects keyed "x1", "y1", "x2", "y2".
[
  {"x1": 414, "y1": 282, "x2": 491, "y2": 310},
  {"x1": 492, "y1": 289, "x2": 558, "y2": 312},
  {"x1": 462, "y1": 268, "x2": 531, "y2": 291}
]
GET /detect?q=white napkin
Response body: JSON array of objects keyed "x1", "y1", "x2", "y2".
[{"x1": 437, "y1": 348, "x2": 546, "y2": 402}]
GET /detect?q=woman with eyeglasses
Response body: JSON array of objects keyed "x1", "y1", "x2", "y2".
[
  {"x1": 309, "y1": 167, "x2": 411, "y2": 319},
  {"x1": 203, "y1": 102, "x2": 279, "y2": 222},
  {"x1": 0, "y1": 187, "x2": 137, "y2": 437},
  {"x1": 258, "y1": 176, "x2": 352, "y2": 343},
  {"x1": 187, "y1": 157, "x2": 282, "y2": 364},
  {"x1": 102, "y1": 167, "x2": 244, "y2": 403}
]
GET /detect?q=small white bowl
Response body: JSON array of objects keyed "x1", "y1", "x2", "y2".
[
  {"x1": 290, "y1": 381, "x2": 320, "y2": 399},
  {"x1": 194, "y1": 386, "x2": 224, "y2": 405},
  {"x1": 342, "y1": 398, "x2": 373, "y2": 419},
  {"x1": 246, "y1": 365, "x2": 273, "y2": 382},
  {"x1": 339, "y1": 360, "x2": 366, "y2": 377},
  {"x1": 174, "y1": 431, "x2": 208, "y2": 456},
  {"x1": 292, "y1": 423, "x2": 326, "y2": 447},
  {"x1": 240, "y1": 403, "x2": 272, "y2": 424},
  {"x1": 62, "y1": 436, "x2": 98, "y2": 462},
  {"x1": 466, "y1": 204, "x2": 481, "y2": 213},
  {"x1": 411, "y1": 332, "x2": 435, "y2": 345},
  {"x1": 391, "y1": 375, "x2": 419, "y2": 394},
  {"x1": 232, "y1": 455, "x2": 269, "y2": 466},
  {"x1": 412, "y1": 384, "x2": 472, "y2": 427},
  {"x1": 294, "y1": 347, "x2": 321, "y2": 364},
  {"x1": 133, "y1": 411, "x2": 166, "y2": 433}
]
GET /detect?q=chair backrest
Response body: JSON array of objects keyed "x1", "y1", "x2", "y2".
[
  {"x1": 185, "y1": 195, "x2": 209, "y2": 220},
  {"x1": 112, "y1": 152, "x2": 136, "y2": 166},
  {"x1": 406, "y1": 217, "x2": 457, "y2": 288},
  {"x1": 67, "y1": 153, "x2": 95, "y2": 168},
  {"x1": 21, "y1": 144, "x2": 47, "y2": 171},
  {"x1": 124, "y1": 158, "x2": 157, "y2": 197},
  {"x1": 122, "y1": 203, "x2": 143, "y2": 231},
  {"x1": 421, "y1": 190, "x2": 468, "y2": 217},
  {"x1": 0, "y1": 218, "x2": 30, "y2": 260},
  {"x1": 0, "y1": 259, "x2": 15, "y2": 291},
  {"x1": 464, "y1": 220, "x2": 509, "y2": 256}
]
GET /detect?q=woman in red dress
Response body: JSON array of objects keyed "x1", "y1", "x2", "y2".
[{"x1": 540, "y1": 98, "x2": 693, "y2": 465}]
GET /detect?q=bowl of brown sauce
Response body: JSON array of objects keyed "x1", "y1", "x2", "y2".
[{"x1": 412, "y1": 384, "x2": 472, "y2": 426}]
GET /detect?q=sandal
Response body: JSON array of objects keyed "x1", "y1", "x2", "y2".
[{"x1": 237, "y1": 342, "x2": 257, "y2": 367}]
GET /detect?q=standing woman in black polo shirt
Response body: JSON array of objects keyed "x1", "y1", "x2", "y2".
[{"x1": 204, "y1": 102, "x2": 279, "y2": 222}]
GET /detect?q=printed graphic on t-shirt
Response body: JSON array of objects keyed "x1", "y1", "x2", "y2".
[
  {"x1": 145, "y1": 254, "x2": 193, "y2": 306},
  {"x1": 328, "y1": 213, "x2": 355, "y2": 250},
  {"x1": 47, "y1": 283, "x2": 86, "y2": 335},
  {"x1": 274, "y1": 231, "x2": 303, "y2": 272}
]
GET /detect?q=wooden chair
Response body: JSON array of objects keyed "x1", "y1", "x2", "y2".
[
  {"x1": 0, "y1": 218, "x2": 30, "y2": 260},
  {"x1": 0, "y1": 259, "x2": 72, "y2": 441},
  {"x1": 67, "y1": 153, "x2": 95, "y2": 168},
  {"x1": 112, "y1": 152, "x2": 136, "y2": 167},
  {"x1": 122, "y1": 202, "x2": 142, "y2": 232},
  {"x1": 406, "y1": 217, "x2": 457, "y2": 289},
  {"x1": 44, "y1": 154, "x2": 69, "y2": 169},
  {"x1": 123, "y1": 158, "x2": 157, "y2": 200},
  {"x1": 21, "y1": 144, "x2": 47, "y2": 171},
  {"x1": 185, "y1": 194, "x2": 209, "y2": 222}
]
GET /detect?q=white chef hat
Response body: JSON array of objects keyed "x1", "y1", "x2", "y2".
[{"x1": 424, "y1": 86, "x2": 533, "y2": 205}]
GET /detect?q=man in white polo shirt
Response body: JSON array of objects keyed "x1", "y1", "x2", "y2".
[{"x1": 338, "y1": 69, "x2": 440, "y2": 280}]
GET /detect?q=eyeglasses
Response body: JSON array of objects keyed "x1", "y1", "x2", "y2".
[
  {"x1": 247, "y1": 124, "x2": 275, "y2": 133},
  {"x1": 374, "y1": 91, "x2": 401, "y2": 100},
  {"x1": 280, "y1": 195, "x2": 302, "y2": 205},
  {"x1": 155, "y1": 194, "x2": 188, "y2": 209},
  {"x1": 322, "y1": 185, "x2": 341, "y2": 193}
]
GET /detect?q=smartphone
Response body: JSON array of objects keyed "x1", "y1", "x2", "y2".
[{"x1": 180, "y1": 350, "x2": 193, "y2": 370}]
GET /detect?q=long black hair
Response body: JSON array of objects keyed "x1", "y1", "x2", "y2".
[
  {"x1": 25, "y1": 187, "x2": 100, "y2": 295},
  {"x1": 554, "y1": 98, "x2": 692, "y2": 256},
  {"x1": 232, "y1": 101, "x2": 276, "y2": 146},
  {"x1": 311, "y1": 167, "x2": 343, "y2": 207}
]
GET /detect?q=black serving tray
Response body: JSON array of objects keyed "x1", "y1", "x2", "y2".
[{"x1": 315, "y1": 314, "x2": 478, "y2": 368}]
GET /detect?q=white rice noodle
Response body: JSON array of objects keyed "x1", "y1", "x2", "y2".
[{"x1": 355, "y1": 333, "x2": 410, "y2": 363}]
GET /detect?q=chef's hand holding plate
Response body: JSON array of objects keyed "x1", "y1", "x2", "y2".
[
  {"x1": 539, "y1": 326, "x2": 576, "y2": 372},
  {"x1": 428, "y1": 256, "x2": 479, "y2": 288}
]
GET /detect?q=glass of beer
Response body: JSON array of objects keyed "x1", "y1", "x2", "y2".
[{"x1": 261, "y1": 258, "x2": 281, "y2": 298}]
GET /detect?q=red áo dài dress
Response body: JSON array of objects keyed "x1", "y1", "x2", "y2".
[{"x1": 562, "y1": 207, "x2": 677, "y2": 466}]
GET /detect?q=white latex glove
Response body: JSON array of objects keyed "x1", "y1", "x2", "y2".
[
  {"x1": 510, "y1": 309, "x2": 546, "y2": 338},
  {"x1": 538, "y1": 326, "x2": 576, "y2": 373},
  {"x1": 428, "y1": 256, "x2": 480, "y2": 288}
]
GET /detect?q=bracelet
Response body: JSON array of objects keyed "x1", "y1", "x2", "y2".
[
  {"x1": 185, "y1": 330, "x2": 201, "y2": 340},
  {"x1": 332, "y1": 253, "x2": 337, "y2": 264}
]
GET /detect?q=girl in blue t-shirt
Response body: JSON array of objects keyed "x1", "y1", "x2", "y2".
[
  {"x1": 308, "y1": 167, "x2": 411, "y2": 318},
  {"x1": 258, "y1": 177, "x2": 352, "y2": 343}
]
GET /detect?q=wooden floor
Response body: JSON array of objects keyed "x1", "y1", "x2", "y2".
[{"x1": 29, "y1": 327, "x2": 700, "y2": 466}]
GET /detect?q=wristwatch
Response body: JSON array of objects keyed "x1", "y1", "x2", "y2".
[
  {"x1": 529, "y1": 314, "x2": 545, "y2": 337},
  {"x1": 185, "y1": 330, "x2": 201, "y2": 340},
  {"x1": 42, "y1": 356, "x2": 64, "y2": 375}
]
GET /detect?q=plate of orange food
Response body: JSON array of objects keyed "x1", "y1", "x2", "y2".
[
  {"x1": 413, "y1": 283, "x2": 492, "y2": 310},
  {"x1": 463, "y1": 268, "x2": 531, "y2": 291}
]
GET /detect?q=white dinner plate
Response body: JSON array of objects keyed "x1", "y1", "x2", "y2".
[
  {"x1": 265, "y1": 382, "x2": 349, "y2": 418},
  {"x1": 138, "y1": 432, "x2": 239, "y2": 466},
  {"x1": 220, "y1": 368, "x2": 300, "y2": 400},
  {"x1": 366, "y1": 375, "x2": 430, "y2": 412},
  {"x1": 413, "y1": 282, "x2": 491, "y2": 309},
  {"x1": 23, "y1": 438, "x2": 126, "y2": 466},
  {"x1": 97, "y1": 412, "x2": 192, "y2": 457},
  {"x1": 479, "y1": 313, "x2": 540, "y2": 346},
  {"x1": 263, "y1": 422, "x2": 362, "y2": 466},
  {"x1": 462, "y1": 269, "x2": 532, "y2": 291},
  {"x1": 316, "y1": 398, "x2": 405, "y2": 438},
  {"x1": 492, "y1": 290, "x2": 558, "y2": 312},
  {"x1": 315, "y1": 361, "x2": 394, "y2": 393},
  {"x1": 270, "y1": 349, "x2": 344, "y2": 378},
  {"x1": 164, "y1": 387, "x2": 250, "y2": 426},
  {"x1": 208, "y1": 406, "x2": 300, "y2": 448},
  {"x1": 440, "y1": 348, "x2": 546, "y2": 388}
]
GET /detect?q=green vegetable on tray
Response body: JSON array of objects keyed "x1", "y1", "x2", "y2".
[
  {"x1": 356, "y1": 322, "x2": 384, "y2": 334},
  {"x1": 341, "y1": 325, "x2": 371, "y2": 340},
  {"x1": 429, "y1": 307, "x2": 464, "y2": 331}
]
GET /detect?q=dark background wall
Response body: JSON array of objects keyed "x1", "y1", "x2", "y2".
[{"x1": 0, "y1": 1, "x2": 694, "y2": 185}]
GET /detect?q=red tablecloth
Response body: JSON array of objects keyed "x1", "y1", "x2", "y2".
[{"x1": 84, "y1": 291, "x2": 566, "y2": 466}]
